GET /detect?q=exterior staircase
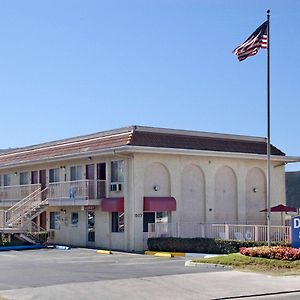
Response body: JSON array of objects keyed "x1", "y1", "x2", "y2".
[
  {"x1": 18, "y1": 222, "x2": 48, "y2": 244},
  {"x1": 5, "y1": 187, "x2": 48, "y2": 232}
]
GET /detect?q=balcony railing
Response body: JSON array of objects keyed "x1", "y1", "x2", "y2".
[
  {"x1": 148, "y1": 222, "x2": 291, "y2": 243},
  {"x1": 0, "y1": 180, "x2": 106, "y2": 203},
  {"x1": 0, "y1": 184, "x2": 41, "y2": 202},
  {"x1": 47, "y1": 180, "x2": 106, "y2": 200}
]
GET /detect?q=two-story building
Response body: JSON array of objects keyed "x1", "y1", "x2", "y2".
[{"x1": 0, "y1": 125, "x2": 296, "y2": 251}]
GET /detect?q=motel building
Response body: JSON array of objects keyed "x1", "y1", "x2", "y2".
[{"x1": 0, "y1": 125, "x2": 298, "y2": 252}]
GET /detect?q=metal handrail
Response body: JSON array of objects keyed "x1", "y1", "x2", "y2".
[
  {"x1": 7, "y1": 185, "x2": 42, "y2": 214},
  {"x1": 6, "y1": 187, "x2": 48, "y2": 227}
]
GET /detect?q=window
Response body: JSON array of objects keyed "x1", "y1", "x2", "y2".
[
  {"x1": 97, "y1": 163, "x2": 106, "y2": 198},
  {"x1": 71, "y1": 212, "x2": 79, "y2": 225},
  {"x1": 112, "y1": 212, "x2": 124, "y2": 232},
  {"x1": 156, "y1": 211, "x2": 169, "y2": 223},
  {"x1": 111, "y1": 160, "x2": 124, "y2": 183},
  {"x1": 50, "y1": 212, "x2": 61, "y2": 230},
  {"x1": 0, "y1": 174, "x2": 2, "y2": 186},
  {"x1": 97, "y1": 163, "x2": 106, "y2": 180},
  {"x1": 49, "y1": 168, "x2": 60, "y2": 183},
  {"x1": 3, "y1": 174, "x2": 12, "y2": 186},
  {"x1": 70, "y1": 166, "x2": 82, "y2": 181},
  {"x1": 20, "y1": 172, "x2": 30, "y2": 185},
  {"x1": 143, "y1": 212, "x2": 170, "y2": 232}
]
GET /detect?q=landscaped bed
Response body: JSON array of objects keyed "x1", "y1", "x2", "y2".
[{"x1": 192, "y1": 246, "x2": 300, "y2": 276}]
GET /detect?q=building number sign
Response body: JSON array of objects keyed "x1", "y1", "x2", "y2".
[{"x1": 135, "y1": 213, "x2": 143, "y2": 218}]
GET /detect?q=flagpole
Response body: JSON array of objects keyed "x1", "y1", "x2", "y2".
[{"x1": 266, "y1": 9, "x2": 271, "y2": 247}]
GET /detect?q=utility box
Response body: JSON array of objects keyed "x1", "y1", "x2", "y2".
[{"x1": 291, "y1": 216, "x2": 300, "y2": 248}]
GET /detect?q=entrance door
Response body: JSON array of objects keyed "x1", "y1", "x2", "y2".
[
  {"x1": 87, "y1": 210, "x2": 95, "y2": 246},
  {"x1": 86, "y1": 164, "x2": 95, "y2": 199}
]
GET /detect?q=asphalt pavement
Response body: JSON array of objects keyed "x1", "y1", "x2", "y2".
[{"x1": 0, "y1": 248, "x2": 299, "y2": 299}]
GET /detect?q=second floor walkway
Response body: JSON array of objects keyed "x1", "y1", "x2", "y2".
[{"x1": 0, "y1": 179, "x2": 107, "y2": 207}]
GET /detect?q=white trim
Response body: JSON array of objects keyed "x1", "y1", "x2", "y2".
[
  {"x1": 0, "y1": 144, "x2": 296, "y2": 171},
  {"x1": 119, "y1": 146, "x2": 295, "y2": 162}
]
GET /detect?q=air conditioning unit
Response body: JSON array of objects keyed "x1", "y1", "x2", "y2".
[{"x1": 110, "y1": 183, "x2": 122, "y2": 192}]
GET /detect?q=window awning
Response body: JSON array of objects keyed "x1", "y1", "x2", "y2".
[
  {"x1": 143, "y1": 197, "x2": 176, "y2": 212},
  {"x1": 102, "y1": 197, "x2": 124, "y2": 212}
]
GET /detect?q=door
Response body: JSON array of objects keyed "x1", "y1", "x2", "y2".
[
  {"x1": 87, "y1": 210, "x2": 95, "y2": 246},
  {"x1": 39, "y1": 170, "x2": 47, "y2": 199},
  {"x1": 40, "y1": 211, "x2": 47, "y2": 230},
  {"x1": 97, "y1": 163, "x2": 106, "y2": 199},
  {"x1": 86, "y1": 164, "x2": 95, "y2": 199}
]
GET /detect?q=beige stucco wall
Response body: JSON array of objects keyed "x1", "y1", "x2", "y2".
[
  {"x1": 127, "y1": 152, "x2": 285, "y2": 251},
  {"x1": 0, "y1": 150, "x2": 286, "y2": 252}
]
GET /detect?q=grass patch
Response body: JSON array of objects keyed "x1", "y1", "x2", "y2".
[{"x1": 192, "y1": 253, "x2": 300, "y2": 276}]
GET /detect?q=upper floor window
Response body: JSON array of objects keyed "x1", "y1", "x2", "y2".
[
  {"x1": 49, "y1": 168, "x2": 60, "y2": 183},
  {"x1": 20, "y1": 172, "x2": 30, "y2": 185},
  {"x1": 3, "y1": 174, "x2": 12, "y2": 186},
  {"x1": 111, "y1": 160, "x2": 124, "y2": 183},
  {"x1": 70, "y1": 166, "x2": 82, "y2": 181}
]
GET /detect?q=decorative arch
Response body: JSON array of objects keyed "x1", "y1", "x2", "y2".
[
  {"x1": 214, "y1": 166, "x2": 238, "y2": 222},
  {"x1": 180, "y1": 164, "x2": 206, "y2": 226},
  {"x1": 144, "y1": 162, "x2": 171, "y2": 196},
  {"x1": 245, "y1": 167, "x2": 267, "y2": 224}
]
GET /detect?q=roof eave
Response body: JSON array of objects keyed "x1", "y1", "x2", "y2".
[{"x1": 0, "y1": 145, "x2": 294, "y2": 171}]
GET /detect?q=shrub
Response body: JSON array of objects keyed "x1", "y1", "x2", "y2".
[
  {"x1": 240, "y1": 246, "x2": 300, "y2": 261},
  {"x1": 147, "y1": 237, "x2": 284, "y2": 254}
]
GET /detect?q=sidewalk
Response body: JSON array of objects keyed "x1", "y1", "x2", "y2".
[{"x1": 1, "y1": 270, "x2": 300, "y2": 300}]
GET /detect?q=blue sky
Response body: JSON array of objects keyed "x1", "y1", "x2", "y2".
[{"x1": 0, "y1": 1, "x2": 299, "y2": 170}]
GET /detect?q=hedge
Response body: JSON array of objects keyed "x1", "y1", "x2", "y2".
[{"x1": 147, "y1": 237, "x2": 288, "y2": 254}]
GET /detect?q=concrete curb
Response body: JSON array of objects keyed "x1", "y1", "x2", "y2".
[
  {"x1": 145, "y1": 251, "x2": 185, "y2": 257},
  {"x1": 185, "y1": 260, "x2": 232, "y2": 270},
  {"x1": 96, "y1": 250, "x2": 112, "y2": 254}
]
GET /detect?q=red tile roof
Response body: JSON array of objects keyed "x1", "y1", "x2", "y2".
[{"x1": 0, "y1": 126, "x2": 285, "y2": 167}]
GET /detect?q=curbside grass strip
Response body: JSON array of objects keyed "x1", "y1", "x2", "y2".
[{"x1": 96, "y1": 250, "x2": 112, "y2": 255}]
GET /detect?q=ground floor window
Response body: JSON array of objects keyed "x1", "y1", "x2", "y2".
[
  {"x1": 71, "y1": 212, "x2": 79, "y2": 225},
  {"x1": 112, "y1": 212, "x2": 124, "y2": 232},
  {"x1": 143, "y1": 212, "x2": 170, "y2": 232},
  {"x1": 50, "y1": 212, "x2": 61, "y2": 230}
]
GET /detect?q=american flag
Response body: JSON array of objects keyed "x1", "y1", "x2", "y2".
[{"x1": 233, "y1": 21, "x2": 268, "y2": 61}]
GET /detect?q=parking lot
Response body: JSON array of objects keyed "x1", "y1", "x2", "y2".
[
  {"x1": 1, "y1": 248, "x2": 300, "y2": 300},
  {"x1": 0, "y1": 248, "x2": 227, "y2": 299}
]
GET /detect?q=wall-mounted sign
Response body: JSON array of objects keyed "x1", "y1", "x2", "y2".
[
  {"x1": 84, "y1": 205, "x2": 96, "y2": 211},
  {"x1": 291, "y1": 216, "x2": 300, "y2": 248}
]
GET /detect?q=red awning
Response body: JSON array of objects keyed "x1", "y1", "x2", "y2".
[
  {"x1": 143, "y1": 197, "x2": 176, "y2": 212},
  {"x1": 102, "y1": 197, "x2": 124, "y2": 212}
]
